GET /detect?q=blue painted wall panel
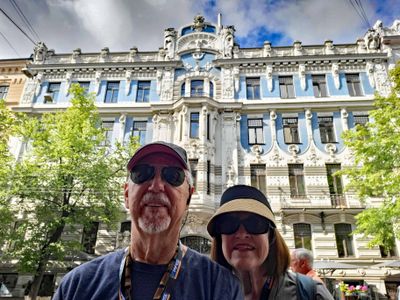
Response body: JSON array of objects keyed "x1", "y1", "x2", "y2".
[
  {"x1": 131, "y1": 81, "x2": 138, "y2": 102},
  {"x1": 150, "y1": 80, "x2": 159, "y2": 102},
  {"x1": 326, "y1": 73, "x2": 347, "y2": 96},
  {"x1": 360, "y1": 72, "x2": 374, "y2": 95},
  {"x1": 237, "y1": 76, "x2": 246, "y2": 99},
  {"x1": 333, "y1": 111, "x2": 345, "y2": 153},
  {"x1": 96, "y1": 80, "x2": 107, "y2": 103},
  {"x1": 34, "y1": 82, "x2": 48, "y2": 104},
  {"x1": 261, "y1": 76, "x2": 268, "y2": 98},
  {"x1": 146, "y1": 116, "x2": 153, "y2": 144},
  {"x1": 294, "y1": 74, "x2": 313, "y2": 97},
  {"x1": 124, "y1": 116, "x2": 133, "y2": 143},
  {"x1": 240, "y1": 115, "x2": 249, "y2": 150}
]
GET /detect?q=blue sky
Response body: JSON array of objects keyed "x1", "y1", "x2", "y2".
[{"x1": 0, "y1": 0, "x2": 398, "y2": 59}]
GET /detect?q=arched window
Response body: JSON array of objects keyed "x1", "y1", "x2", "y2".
[
  {"x1": 181, "y1": 82, "x2": 186, "y2": 97},
  {"x1": 180, "y1": 235, "x2": 211, "y2": 254},
  {"x1": 209, "y1": 81, "x2": 214, "y2": 98},
  {"x1": 293, "y1": 223, "x2": 312, "y2": 250},
  {"x1": 191, "y1": 80, "x2": 204, "y2": 97}
]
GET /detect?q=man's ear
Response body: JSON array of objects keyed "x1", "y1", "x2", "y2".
[
  {"x1": 124, "y1": 182, "x2": 130, "y2": 209},
  {"x1": 186, "y1": 186, "x2": 195, "y2": 205}
]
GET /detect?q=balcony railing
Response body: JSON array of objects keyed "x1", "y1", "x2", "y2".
[{"x1": 280, "y1": 194, "x2": 366, "y2": 209}]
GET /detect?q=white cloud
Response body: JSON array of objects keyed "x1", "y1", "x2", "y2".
[{"x1": 0, "y1": 0, "x2": 397, "y2": 59}]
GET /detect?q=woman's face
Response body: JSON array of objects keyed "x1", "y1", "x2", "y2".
[{"x1": 221, "y1": 212, "x2": 270, "y2": 273}]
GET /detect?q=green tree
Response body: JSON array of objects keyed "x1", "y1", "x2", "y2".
[
  {"x1": 341, "y1": 63, "x2": 400, "y2": 253},
  {"x1": 0, "y1": 85, "x2": 139, "y2": 299}
]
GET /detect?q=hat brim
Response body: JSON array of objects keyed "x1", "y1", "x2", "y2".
[
  {"x1": 127, "y1": 143, "x2": 188, "y2": 171},
  {"x1": 207, "y1": 198, "x2": 276, "y2": 237}
]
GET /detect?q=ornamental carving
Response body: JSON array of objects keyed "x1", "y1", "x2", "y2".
[
  {"x1": 192, "y1": 15, "x2": 205, "y2": 32},
  {"x1": 364, "y1": 29, "x2": 381, "y2": 52},
  {"x1": 266, "y1": 65, "x2": 273, "y2": 92},
  {"x1": 221, "y1": 26, "x2": 235, "y2": 58},
  {"x1": 299, "y1": 64, "x2": 306, "y2": 90},
  {"x1": 164, "y1": 28, "x2": 177, "y2": 61},
  {"x1": 332, "y1": 63, "x2": 340, "y2": 89},
  {"x1": 33, "y1": 42, "x2": 48, "y2": 63}
]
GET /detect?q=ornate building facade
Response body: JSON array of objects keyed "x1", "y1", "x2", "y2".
[{"x1": 3, "y1": 16, "x2": 400, "y2": 298}]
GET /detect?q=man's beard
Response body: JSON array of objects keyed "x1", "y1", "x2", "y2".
[{"x1": 138, "y1": 192, "x2": 171, "y2": 234}]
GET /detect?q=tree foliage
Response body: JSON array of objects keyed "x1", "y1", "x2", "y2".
[
  {"x1": 0, "y1": 85, "x2": 139, "y2": 299},
  {"x1": 341, "y1": 63, "x2": 400, "y2": 252}
]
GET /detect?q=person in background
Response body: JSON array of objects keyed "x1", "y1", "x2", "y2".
[
  {"x1": 291, "y1": 248, "x2": 325, "y2": 284},
  {"x1": 208, "y1": 184, "x2": 333, "y2": 300},
  {"x1": 54, "y1": 141, "x2": 243, "y2": 300}
]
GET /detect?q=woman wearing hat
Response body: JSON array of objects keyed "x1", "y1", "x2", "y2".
[{"x1": 207, "y1": 185, "x2": 333, "y2": 300}]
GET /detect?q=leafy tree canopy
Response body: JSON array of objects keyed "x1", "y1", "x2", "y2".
[
  {"x1": 0, "y1": 84, "x2": 139, "y2": 299},
  {"x1": 341, "y1": 63, "x2": 400, "y2": 252}
]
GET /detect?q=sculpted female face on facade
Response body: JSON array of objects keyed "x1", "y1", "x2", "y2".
[{"x1": 221, "y1": 212, "x2": 270, "y2": 273}]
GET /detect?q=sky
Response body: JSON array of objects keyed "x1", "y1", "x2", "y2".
[{"x1": 0, "y1": 0, "x2": 399, "y2": 59}]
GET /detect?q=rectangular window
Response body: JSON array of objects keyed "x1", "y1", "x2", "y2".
[
  {"x1": 136, "y1": 81, "x2": 151, "y2": 102},
  {"x1": 191, "y1": 80, "x2": 204, "y2": 97},
  {"x1": 82, "y1": 222, "x2": 99, "y2": 254},
  {"x1": 46, "y1": 82, "x2": 61, "y2": 103},
  {"x1": 283, "y1": 117, "x2": 300, "y2": 144},
  {"x1": 279, "y1": 76, "x2": 295, "y2": 99},
  {"x1": 101, "y1": 120, "x2": 114, "y2": 146},
  {"x1": 246, "y1": 78, "x2": 260, "y2": 100},
  {"x1": 248, "y1": 118, "x2": 264, "y2": 145},
  {"x1": 0, "y1": 273, "x2": 18, "y2": 291},
  {"x1": 132, "y1": 121, "x2": 147, "y2": 145},
  {"x1": 318, "y1": 116, "x2": 336, "y2": 143},
  {"x1": 0, "y1": 85, "x2": 9, "y2": 99},
  {"x1": 78, "y1": 81, "x2": 90, "y2": 94},
  {"x1": 334, "y1": 223, "x2": 354, "y2": 257},
  {"x1": 250, "y1": 164, "x2": 267, "y2": 195},
  {"x1": 190, "y1": 112, "x2": 199, "y2": 138},
  {"x1": 293, "y1": 223, "x2": 312, "y2": 250},
  {"x1": 312, "y1": 75, "x2": 328, "y2": 97},
  {"x1": 346, "y1": 74, "x2": 363, "y2": 96},
  {"x1": 189, "y1": 159, "x2": 198, "y2": 191},
  {"x1": 326, "y1": 164, "x2": 344, "y2": 207},
  {"x1": 104, "y1": 81, "x2": 119, "y2": 103},
  {"x1": 354, "y1": 114, "x2": 369, "y2": 126},
  {"x1": 207, "y1": 160, "x2": 211, "y2": 195},
  {"x1": 288, "y1": 164, "x2": 306, "y2": 198}
]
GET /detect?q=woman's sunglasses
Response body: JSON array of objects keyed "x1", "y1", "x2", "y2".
[
  {"x1": 215, "y1": 214, "x2": 273, "y2": 235},
  {"x1": 130, "y1": 164, "x2": 186, "y2": 187}
]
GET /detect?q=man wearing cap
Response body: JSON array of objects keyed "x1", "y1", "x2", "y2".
[{"x1": 53, "y1": 141, "x2": 243, "y2": 300}]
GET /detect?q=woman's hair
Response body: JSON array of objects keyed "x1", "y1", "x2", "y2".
[{"x1": 210, "y1": 225, "x2": 290, "y2": 278}]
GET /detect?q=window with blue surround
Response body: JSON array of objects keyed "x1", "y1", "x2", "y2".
[
  {"x1": 104, "y1": 82, "x2": 119, "y2": 103},
  {"x1": 45, "y1": 82, "x2": 61, "y2": 103},
  {"x1": 78, "y1": 82, "x2": 90, "y2": 94},
  {"x1": 346, "y1": 74, "x2": 363, "y2": 96},
  {"x1": 191, "y1": 80, "x2": 204, "y2": 97},
  {"x1": 190, "y1": 112, "x2": 199, "y2": 138},
  {"x1": 248, "y1": 118, "x2": 264, "y2": 145},
  {"x1": 0, "y1": 85, "x2": 9, "y2": 99},
  {"x1": 318, "y1": 116, "x2": 336, "y2": 143},
  {"x1": 283, "y1": 117, "x2": 300, "y2": 144},
  {"x1": 279, "y1": 76, "x2": 295, "y2": 99},
  {"x1": 312, "y1": 75, "x2": 328, "y2": 97},
  {"x1": 181, "y1": 82, "x2": 186, "y2": 97},
  {"x1": 132, "y1": 121, "x2": 147, "y2": 145},
  {"x1": 136, "y1": 81, "x2": 151, "y2": 102},
  {"x1": 209, "y1": 81, "x2": 214, "y2": 98},
  {"x1": 246, "y1": 78, "x2": 260, "y2": 99}
]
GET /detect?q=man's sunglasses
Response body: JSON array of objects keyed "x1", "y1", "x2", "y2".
[
  {"x1": 215, "y1": 214, "x2": 273, "y2": 235},
  {"x1": 130, "y1": 164, "x2": 186, "y2": 187}
]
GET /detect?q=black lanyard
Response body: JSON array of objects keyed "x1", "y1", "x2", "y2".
[{"x1": 118, "y1": 242, "x2": 184, "y2": 300}]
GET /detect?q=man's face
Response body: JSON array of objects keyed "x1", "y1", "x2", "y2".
[
  {"x1": 290, "y1": 254, "x2": 305, "y2": 274},
  {"x1": 124, "y1": 152, "x2": 192, "y2": 235}
]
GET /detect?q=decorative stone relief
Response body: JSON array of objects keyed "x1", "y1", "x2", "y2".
[
  {"x1": 161, "y1": 69, "x2": 174, "y2": 101},
  {"x1": 156, "y1": 69, "x2": 163, "y2": 95},
  {"x1": 65, "y1": 71, "x2": 73, "y2": 95},
  {"x1": 226, "y1": 161, "x2": 235, "y2": 188},
  {"x1": 288, "y1": 144, "x2": 299, "y2": 157},
  {"x1": 306, "y1": 145, "x2": 321, "y2": 166},
  {"x1": 233, "y1": 66, "x2": 240, "y2": 93},
  {"x1": 293, "y1": 41, "x2": 303, "y2": 56},
  {"x1": 340, "y1": 108, "x2": 348, "y2": 131},
  {"x1": 33, "y1": 42, "x2": 48, "y2": 63},
  {"x1": 299, "y1": 64, "x2": 306, "y2": 90},
  {"x1": 99, "y1": 47, "x2": 110, "y2": 62},
  {"x1": 125, "y1": 70, "x2": 132, "y2": 95},
  {"x1": 356, "y1": 38, "x2": 367, "y2": 53},
  {"x1": 331, "y1": 63, "x2": 340, "y2": 89},
  {"x1": 324, "y1": 40, "x2": 335, "y2": 55},
  {"x1": 263, "y1": 41, "x2": 272, "y2": 57},
  {"x1": 71, "y1": 48, "x2": 81, "y2": 63},
  {"x1": 375, "y1": 63, "x2": 392, "y2": 96},
  {"x1": 266, "y1": 65, "x2": 273, "y2": 92},
  {"x1": 325, "y1": 143, "x2": 337, "y2": 157},
  {"x1": 21, "y1": 79, "x2": 36, "y2": 104},
  {"x1": 269, "y1": 145, "x2": 284, "y2": 166},
  {"x1": 364, "y1": 29, "x2": 381, "y2": 52},
  {"x1": 35, "y1": 73, "x2": 43, "y2": 96},
  {"x1": 192, "y1": 15, "x2": 205, "y2": 32},
  {"x1": 250, "y1": 144, "x2": 263, "y2": 160},
  {"x1": 270, "y1": 110, "x2": 277, "y2": 140},
  {"x1": 222, "y1": 67, "x2": 234, "y2": 99},
  {"x1": 95, "y1": 71, "x2": 102, "y2": 95},
  {"x1": 129, "y1": 47, "x2": 138, "y2": 62},
  {"x1": 221, "y1": 26, "x2": 235, "y2": 58},
  {"x1": 366, "y1": 61, "x2": 376, "y2": 88}
]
